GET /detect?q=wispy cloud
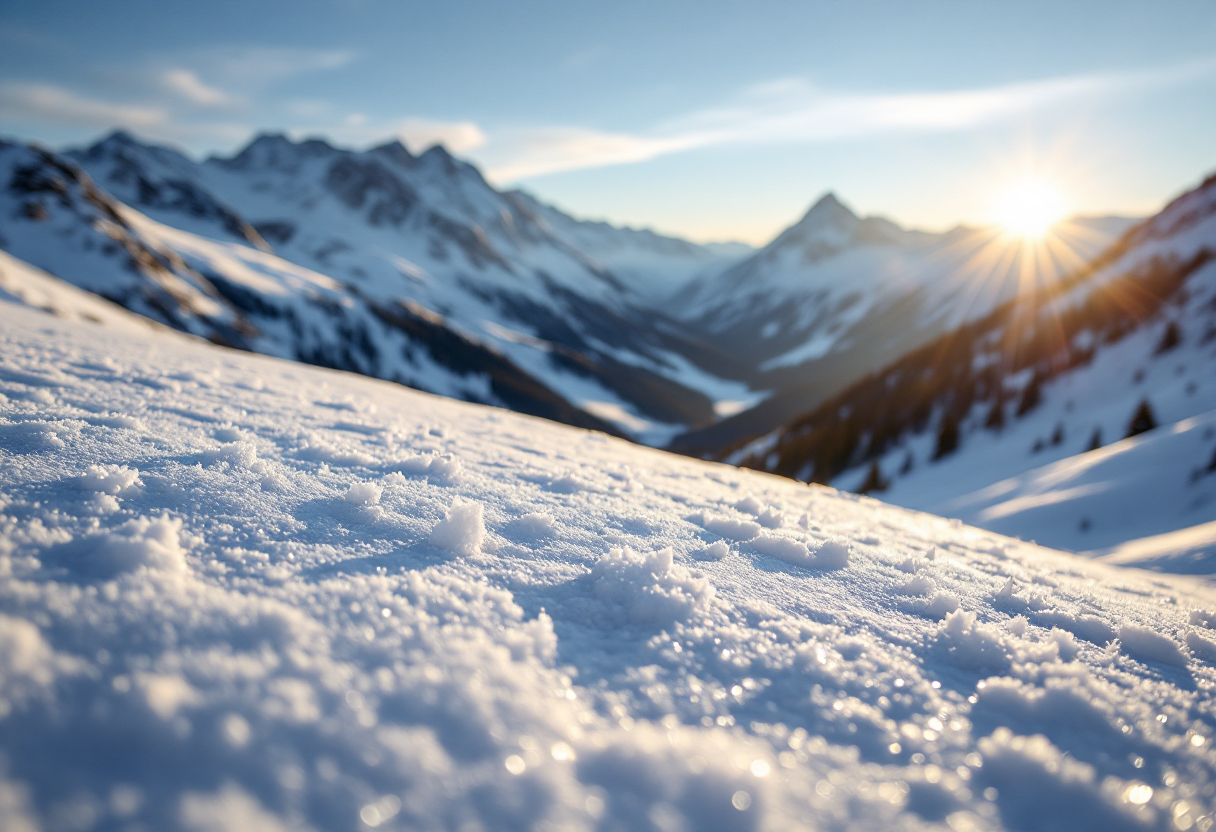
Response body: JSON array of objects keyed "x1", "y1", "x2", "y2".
[
  {"x1": 0, "y1": 82, "x2": 168, "y2": 130},
  {"x1": 482, "y1": 62, "x2": 1216, "y2": 182},
  {"x1": 162, "y1": 70, "x2": 229, "y2": 106},
  {"x1": 199, "y1": 46, "x2": 355, "y2": 86}
]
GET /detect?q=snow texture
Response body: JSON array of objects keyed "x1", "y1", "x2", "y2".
[{"x1": 2, "y1": 301, "x2": 1216, "y2": 831}]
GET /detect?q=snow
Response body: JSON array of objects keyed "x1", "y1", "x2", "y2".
[
  {"x1": 3, "y1": 299, "x2": 1216, "y2": 830},
  {"x1": 837, "y1": 254, "x2": 1216, "y2": 565},
  {"x1": 426, "y1": 500, "x2": 487, "y2": 557}
]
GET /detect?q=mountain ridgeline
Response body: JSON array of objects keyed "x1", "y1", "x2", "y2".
[{"x1": 0, "y1": 128, "x2": 1164, "y2": 466}]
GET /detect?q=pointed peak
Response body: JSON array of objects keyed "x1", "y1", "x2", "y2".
[
  {"x1": 95, "y1": 128, "x2": 139, "y2": 147},
  {"x1": 798, "y1": 191, "x2": 857, "y2": 225},
  {"x1": 219, "y1": 132, "x2": 336, "y2": 170},
  {"x1": 369, "y1": 139, "x2": 415, "y2": 167},
  {"x1": 419, "y1": 143, "x2": 455, "y2": 162}
]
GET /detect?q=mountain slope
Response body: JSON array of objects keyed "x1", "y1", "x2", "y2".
[
  {"x1": 670, "y1": 194, "x2": 1137, "y2": 455},
  {"x1": 0, "y1": 141, "x2": 623, "y2": 435},
  {"x1": 60, "y1": 131, "x2": 752, "y2": 440},
  {"x1": 3, "y1": 294, "x2": 1216, "y2": 831},
  {"x1": 737, "y1": 171, "x2": 1216, "y2": 561}
]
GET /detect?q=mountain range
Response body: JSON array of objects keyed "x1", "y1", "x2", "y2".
[{"x1": 10, "y1": 127, "x2": 1213, "y2": 568}]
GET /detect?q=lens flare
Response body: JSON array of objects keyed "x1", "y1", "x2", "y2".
[{"x1": 992, "y1": 179, "x2": 1067, "y2": 239}]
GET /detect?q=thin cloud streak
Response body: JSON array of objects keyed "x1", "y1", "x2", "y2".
[
  {"x1": 0, "y1": 82, "x2": 168, "y2": 130},
  {"x1": 162, "y1": 70, "x2": 229, "y2": 107},
  {"x1": 484, "y1": 62, "x2": 1215, "y2": 182}
]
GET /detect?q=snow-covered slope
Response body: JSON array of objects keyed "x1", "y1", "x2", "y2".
[
  {"x1": 0, "y1": 247, "x2": 172, "y2": 335},
  {"x1": 933, "y1": 409, "x2": 1216, "y2": 556},
  {"x1": 4, "y1": 276, "x2": 1216, "y2": 831},
  {"x1": 670, "y1": 195, "x2": 1136, "y2": 455},
  {"x1": 744, "y1": 172, "x2": 1216, "y2": 566},
  {"x1": 503, "y1": 189, "x2": 751, "y2": 302}
]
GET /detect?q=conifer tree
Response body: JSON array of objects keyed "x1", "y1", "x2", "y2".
[
  {"x1": 933, "y1": 414, "x2": 960, "y2": 459},
  {"x1": 858, "y1": 459, "x2": 889, "y2": 493},
  {"x1": 1016, "y1": 373, "x2": 1042, "y2": 416},
  {"x1": 1126, "y1": 399, "x2": 1157, "y2": 438},
  {"x1": 1156, "y1": 321, "x2": 1181, "y2": 354}
]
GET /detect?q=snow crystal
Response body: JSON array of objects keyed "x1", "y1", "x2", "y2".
[
  {"x1": 427, "y1": 500, "x2": 485, "y2": 556},
  {"x1": 591, "y1": 546, "x2": 713, "y2": 627}
]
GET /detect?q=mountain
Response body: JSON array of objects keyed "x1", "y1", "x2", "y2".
[
  {"x1": 735, "y1": 170, "x2": 1216, "y2": 564},
  {"x1": 1, "y1": 131, "x2": 755, "y2": 441},
  {"x1": 4, "y1": 294, "x2": 1216, "y2": 831},
  {"x1": 669, "y1": 194, "x2": 1138, "y2": 455},
  {"x1": 0, "y1": 139, "x2": 622, "y2": 436}
]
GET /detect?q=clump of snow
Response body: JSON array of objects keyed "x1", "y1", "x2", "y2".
[
  {"x1": 395, "y1": 453, "x2": 463, "y2": 485},
  {"x1": 51, "y1": 515, "x2": 188, "y2": 578},
  {"x1": 896, "y1": 573, "x2": 936, "y2": 596},
  {"x1": 0, "y1": 614, "x2": 55, "y2": 688},
  {"x1": 756, "y1": 505, "x2": 784, "y2": 528},
  {"x1": 752, "y1": 534, "x2": 811, "y2": 566},
  {"x1": 1186, "y1": 630, "x2": 1216, "y2": 663},
  {"x1": 938, "y1": 610, "x2": 1008, "y2": 670},
  {"x1": 546, "y1": 473, "x2": 584, "y2": 494},
  {"x1": 343, "y1": 481, "x2": 383, "y2": 506},
  {"x1": 733, "y1": 495, "x2": 763, "y2": 515},
  {"x1": 427, "y1": 500, "x2": 485, "y2": 556},
  {"x1": 813, "y1": 537, "x2": 851, "y2": 568},
  {"x1": 79, "y1": 464, "x2": 142, "y2": 496},
  {"x1": 0, "y1": 421, "x2": 67, "y2": 452},
  {"x1": 1117, "y1": 623, "x2": 1189, "y2": 667},
  {"x1": 701, "y1": 540, "x2": 731, "y2": 560},
  {"x1": 204, "y1": 440, "x2": 259, "y2": 468},
  {"x1": 700, "y1": 513, "x2": 761, "y2": 541},
  {"x1": 508, "y1": 511, "x2": 556, "y2": 541},
  {"x1": 591, "y1": 546, "x2": 714, "y2": 627}
]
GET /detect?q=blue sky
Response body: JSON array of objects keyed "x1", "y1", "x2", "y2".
[{"x1": 1, "y1": 0, "x2": 1214, "y2": 243}]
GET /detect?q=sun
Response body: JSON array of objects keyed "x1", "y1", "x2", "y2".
[{"x1": 992, "y1": 178, "x2": 1068, "y2": 240}]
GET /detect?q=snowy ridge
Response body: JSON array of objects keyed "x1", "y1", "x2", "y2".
[
  {"x1": 3, "y1": 292, "x2": 1216, "y2": 830},
  {"x1": 67, "y1": 131, "x2": 748, "y2": 437},
  {"x1": 668, "y1": 195, "x2": 1135, "y2": 456},
  {"x1": 0, "y1": 248, "x2": 173, "y2": 335},
  {"x1": 0, "y1": 134, "x2": 751, "y2": 440}
]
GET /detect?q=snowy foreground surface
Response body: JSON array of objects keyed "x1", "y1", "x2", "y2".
[{"x1": 2, "y1": 304, "x2": 1216, "y2": 832}]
